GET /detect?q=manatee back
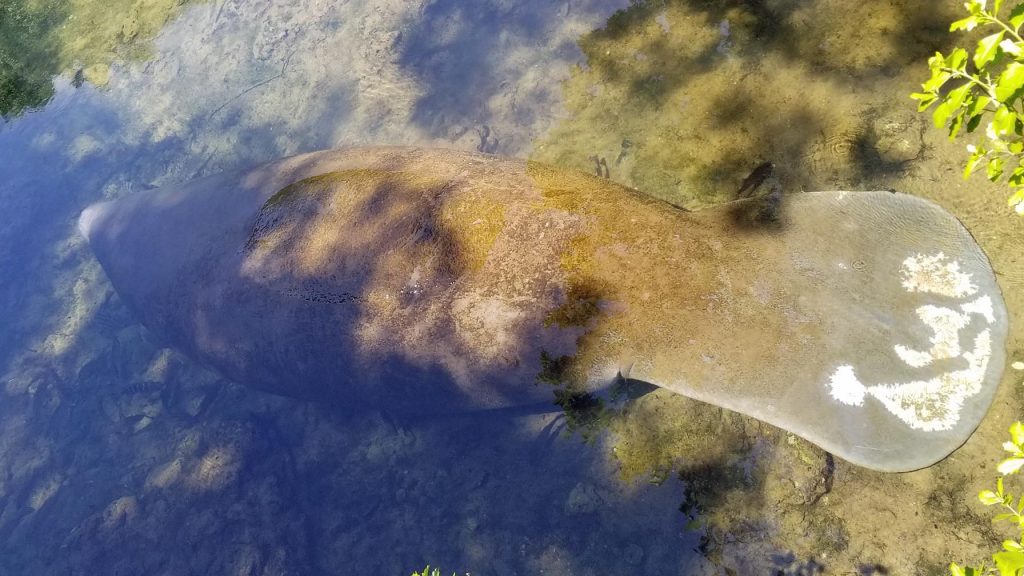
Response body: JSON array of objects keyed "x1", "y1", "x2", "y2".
[{"x1": 79, "y1": 148, "x2": 586, "y2": 411}]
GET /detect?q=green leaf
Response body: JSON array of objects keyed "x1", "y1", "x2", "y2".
[
  {"x1": 1009, "y1": 189, "x2": 1024, "y2": 214},
  {"x1": 951, "y1": 15, "x2": 981, "y2": 31},
  {"x1": 982, "y1": 489, "x2": 1004, "y2": 504},
  {"x1": 924, "y1": 70, "x2": 953, "y2": 92},
  {"x1": 999, "y1": 458, "x2": 1024, "y2": 475},
  {"x1": 970, "y1": 94, "x2": 993, "y2": 116},
  {"x1": 1005, "y1": 540, "x2": 1024, "y2": 552},
  {"x1": 949, "y1": 47, "x2": 971, "y2": 70},
  {"x1": 951, "y1": 110, "x2": 967, "y2": 139},
  {"x1": 1010, "y1": 422, "x2": 1024, "y2": 445},
  {"x1": 1010, "y1": 166, "x2": 1024, "y2": 186},
  {"x1": 995, "y1": 0, "x2": 1004, "y2": 15},
  {"x1": 1011, "y1": 3, "x2": 1024, "y2": 29},
  {"x1": 951, "y1": 562, "x2": 983, "y2": 576},
  {"x1": 976, "y1": 32, "x2": 1005, "y2": 70},
  {"x1": 992, "y1": 106, "x2": 1019, "y2": 137},
  {"x1": 996, "y1": 62, "x2": 1024, "y2": 102},
  {"x1": 953, "y1": 564, "x2": 982, "y2": 576},
  {"x1": 935, "y1": 99, "x2": 959, "y2": 129},
  {"x1": 966, "y1": 95, "x2": 992, "y2": 133},
  {"x1": 935, "y1": 84, "x2": 973, "y2": 129},
  {"x1": 950, "y1": 83, "x2": 973, "y2": 109},
  {"x1": 912, "y1": 92, "x2": 939, "y2": 111},
  {"x1": 965, "y1": 150, "x2": 987, "y2": 178},
  {"x1": 995, "y1": 512, "x2": 1018, "y2": 522},
  {"x1": 989, "y1": 156, "x2": 1005, "y2": 180},
  {"x1": 993, "y1": 550, "x2": 1024, "y2": 575}
]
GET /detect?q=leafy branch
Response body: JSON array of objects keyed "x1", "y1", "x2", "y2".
[
  {"x1": 950, "y1": 422, "x2": 1024, "y2": 576},
  {"x1": 912, "y1": 0, "x2": 1024, "y2": 214},
  {"x1": 411, "y1": 567, "x2": 466, "y2": 576}
]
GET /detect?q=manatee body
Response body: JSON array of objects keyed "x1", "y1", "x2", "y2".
[{"x1": 79, "y1": 147, "x2": 1008, "y2": 472}]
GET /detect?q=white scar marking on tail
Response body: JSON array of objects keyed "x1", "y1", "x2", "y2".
[
  {"x1": 829, "y1": 330, "x2": 992, "y2": 431},
  {"x1": 892, "y1": 305, "x2": 971, "y2": 367},
  {"x1": 900, "y1": 252, "x2": 978, "y2": 297},
  {"x1": 962, "y1": 295, "x2": 995, "y2": 323},
  {"x1": 826, "y1": 253, "x2": 995, "y2": 432},
  {"x1": 828, "y1": 365, "x2": 866, "y2": 406},
  {"x1": 893, "y1": 345, "x2": 933, "y2": 368}
]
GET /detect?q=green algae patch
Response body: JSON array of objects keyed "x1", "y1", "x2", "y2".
[
  {"x1": 0, "y1": 0, "x2": 67, "y2": 116},
  {"x1": 261, "y1": 169, "x2": 450, "y2": 211},
  {"x1": 439, "y1": 193, "x2": 505, "y2": 274},
  {"x1": 609, "y1": 390, "x2": 751, "y2": 481},
  {"x1": 275, "y1": 168, "x2": 508, "y2": 275},
  {"x1": 261, "y1": 171, "x2": 355, "y2": 211},
  {"x1": 58, "y1": 0, "x2": 201, "y2": 66},
  {"x1": 79, "y1": 63, "x2": 110, "y2": 87},
  {"x1": 0, "y1": 0, "x2": 204, "y2": 117},
  {"x1": 525, "y1": 157, "x2": 732, "y2": 382},
  {"x1": 250, "y1": 169, "x2": 456, "y2": 262},
  {"x1": 261, "y1": 168, "x2": 508, "y2": 274}
]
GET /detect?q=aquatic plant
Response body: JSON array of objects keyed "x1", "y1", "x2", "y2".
[
  {"x1": 537, "y1": 350, "x2": 611, "y2": 443},
  {"x1": 912, "y1": 0, "x2": 1024, "y2": 214},
  {"x1": 950, "y1": 422, "x2": 1024, "y2": 575},
  {"x1": 0, "y1": 0, "x2": 201, "y2": 118},
  {"x1": 0, "y1": 0, "x2": 65, "y2": 116},
  {"x1": 410, "y1": 566, "x2": 466, "y2": 576}
]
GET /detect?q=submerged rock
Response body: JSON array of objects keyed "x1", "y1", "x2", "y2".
[{"x1": 78, "y1": 147, "x2": 1008, "y2": 472}]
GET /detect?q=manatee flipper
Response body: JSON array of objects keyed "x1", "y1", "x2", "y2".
[{"x1": 79, "y1": 147, "x2": 1008, "y2": 472}]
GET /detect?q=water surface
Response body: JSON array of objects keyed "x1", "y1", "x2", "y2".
[{"x1": 1, "y1": 0, "x2": 1022, "y2": 574}]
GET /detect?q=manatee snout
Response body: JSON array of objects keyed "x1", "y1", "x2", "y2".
[{"x1": 78, "y1": 201, "x2": 113, "y2": 242}]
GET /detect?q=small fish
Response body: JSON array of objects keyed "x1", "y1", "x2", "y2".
[
  {"x1": 615, "y1": 139, "x2": 633, "y2": 165},
  {"x1": 735, "y1": 161, "x2": 775, "y2": 198},
  {"x1": 808, "y1": 452, "x2": 836, "y2": 506},
  {"x1": 476, "y1": 125, "x2": 498, "y2": 153},
  {"x1": 588, "y1": 155, "x2": 610, "y2": 178}
]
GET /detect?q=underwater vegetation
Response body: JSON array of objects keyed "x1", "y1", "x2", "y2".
[
  {"x1": 410, "y1": 566, "x2": 467, "y2": 576},
  {"x1": 531, "y1": 0, "x2": 960, "y2": 207},
  {"x1": 0, "y1": 0, "x2": 202, "y2": 118},
  {"x1": 0, "y1": 0, "x2": 65, "y2": 118}
]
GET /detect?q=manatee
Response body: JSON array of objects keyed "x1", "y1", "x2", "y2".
[{"x1": 78, "y1": 147, "x2": 1008, "y2": 472}]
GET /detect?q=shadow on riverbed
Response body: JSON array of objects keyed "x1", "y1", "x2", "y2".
[{"x1": 529, "y1": 0, "x2": 957, "y2": 206}]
